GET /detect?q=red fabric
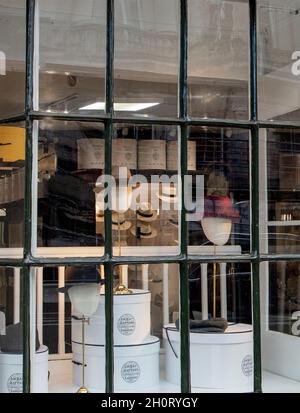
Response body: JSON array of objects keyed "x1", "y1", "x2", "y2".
[{"x1": 203, "y1": 195, "x2": 240, "y2": 221}]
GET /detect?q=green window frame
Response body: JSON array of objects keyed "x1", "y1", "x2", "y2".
[{"x1": 2, "y1": 0, "x2": 300, "y2": 394}]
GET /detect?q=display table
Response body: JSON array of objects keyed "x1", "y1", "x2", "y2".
[
  {"x1": 0, "y1": 345, "x2": 49, "y2": 393},
  {"x1": 163, "y1": 323, "x2": 253, "y2": 392}
]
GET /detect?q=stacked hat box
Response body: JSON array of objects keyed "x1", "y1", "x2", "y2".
[
  {"x1": 72, "y1": 289, "x2": 160, "y2": 392},
  {"x1": 163, "y1": 323, "x2": 253, "y2": 392}
]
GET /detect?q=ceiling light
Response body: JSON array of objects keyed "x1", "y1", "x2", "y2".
[{"x1": 79, "y1": 102, "x2": 160, "y2": 112}]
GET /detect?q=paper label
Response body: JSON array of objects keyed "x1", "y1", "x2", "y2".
[
  {"x1": 117, "y1": 313, "x2": 136, "y2": 336},
  {"x1": 121, "y1": 361, "x2": 141, "y2": 383},
  {"x1": 7, "y1": 373, "x2": 22, "y2": 393}
]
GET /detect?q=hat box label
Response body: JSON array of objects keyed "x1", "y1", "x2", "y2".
[
  {"x1": 121, "y1": 361, "x2": 141, "y2": 383},
  {"x1": 113, "y1": 139, "x2": 137, "y2": 169},
  {"x1": 77, "y1": 139, "x2": 104, "y2": 170},
  {"x1": 138, "y1": 140, "x2": 166, "y2": 170},
  {"x1": 241, "y1": 355, "x2": 253, "y2": 377},
  {"x1": 167, "y1": 141, "x2": 196, "y2": 171},
  {"x1": 117, "y1": 314, "x2": 136, "y2": 336},
  {"x1": 7, "y1": 373, "x2": 22, "y2": 393}
]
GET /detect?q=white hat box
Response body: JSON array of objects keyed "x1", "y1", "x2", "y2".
[
  {"x1": 163, "y1": 323, "x2": 253, "y2": 392},
  {"x1": 72, "y1": 289, "x2": 151, "y2": 346},
  {"x1": 72, "y1": 336, "x2": 160, "y2": 392},
  {"x1": 0, "y1": 346, "x2": 49, "y2": 393}
]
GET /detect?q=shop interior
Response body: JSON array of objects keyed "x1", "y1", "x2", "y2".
[{"x1": 1, "y1": 0, "x2": 300, "y2": 393}]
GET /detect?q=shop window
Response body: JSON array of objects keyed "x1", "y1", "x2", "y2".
[
  {"x1": 0, "y1": 0, "x2": 26, "y2": 118},
  {"x1": 0, "y1": 123, "x2": 25, "y2": 255}
]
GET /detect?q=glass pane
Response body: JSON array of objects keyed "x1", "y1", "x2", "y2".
[
  {"x1": 0, "y1": 123, "x2": 25, "y2": 252},
  {"x1": 0, "y1": 0, "x2": 26, "y2": 118},
  {"x1": 32, "y1": 265, "x2": 104, "y2": 393},
  {"x1": 114, "y1": 0, "x2": 179, "y2": 118},
  {"x1": 38, "y1": 0, "x2": 106, "y2": 114},
  {"x1": 265, "y1": 129, "x2": 300, "y2": 254},
  {"x1": 0, "y1": 267, "x2": 24, "y2": 393},
  {"x1": 187, "y1": 261, "x2": 253, "y2": 392},
  {"x1": 188, "y1": 0, "x2": 249, "y2": 120},
  {"x1": 109, "y1": 124, "x2": 180, "y2": 257},
  {"x1": 114, "y1": 264, "x2": 180, "y2": 392},
  {"x1": 261, "y1": 260, "x2": 300, "y2": 390},
  {"x1": 258, "y1": 0, "x2": 300, "y2": 122},
  {"x1": 188, "y1": 127, "x2": 250, "y2": 255},
  {"x1": 35, "y1": 120, "x2": 104, "y2": 256}
]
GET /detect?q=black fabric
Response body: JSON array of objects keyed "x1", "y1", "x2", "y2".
[
  {"x1": 0, "y1": 322, "x2": 40, "y2": 353},
  {"x1": 175, "y1": 318, "x2": 228, "y2": 333}
]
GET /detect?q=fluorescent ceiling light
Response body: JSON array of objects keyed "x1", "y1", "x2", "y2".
[{"x1": 79, "y1": 102, "x2": 160, "y2": 112}]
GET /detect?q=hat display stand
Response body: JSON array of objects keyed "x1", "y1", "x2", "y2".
[
  {"x1": 201, "y1": 171, "x2": 240, "y2": 320},
  {"x1": 68, "y1": 284, "x2": 101, "y2": 393}
]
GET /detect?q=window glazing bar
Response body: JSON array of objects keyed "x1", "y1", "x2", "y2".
[
  {"x1": 22, "y1": 0, "x2": 36, "y2": 393},
  {"x1": 249, "y1": 0, "x2": 262, "y2": 393},
  {"x1": 179, "y1": 0, "x2": 190, "y2": 393},
  {"x1": 104, "y1": 0, "x2": 114, "y2": 394}
]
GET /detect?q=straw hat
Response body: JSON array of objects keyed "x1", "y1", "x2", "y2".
[
  {"x1": 130, "y1": 223, "x2": 158, "y2": 239},
  {"x1": 158, "y1": 185, "x2": 178, "y2": 204},
  {"x1": 136, "y1": 202, "x2": 158, "y2": 222},
  {"x1": 112, "y1": 213, "x2": 132, "y2": 231}
]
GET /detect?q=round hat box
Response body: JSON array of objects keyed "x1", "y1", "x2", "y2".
[
  {"x1": 72, "y1": 336, "x2": 160, "y2": 392},
  {"x1": 72, "y1": 289, "x2": 151, "y2": 346},
  {"x1": 163, "y1": 323, "x2": 253, "y2": 392},
  {"x1": 0, "y1": 345, "x2": 49, "y2": 393}
]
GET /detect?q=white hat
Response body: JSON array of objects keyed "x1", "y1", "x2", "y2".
[
  {"x1": 158, "y1": 185, "x2": 178, "y2": 204},
  {"x1": 136, "y1": 202, "x2": 158, "y2": 222},
  {"x1": 112, "y1": 213, "x2": 132, "y2": 231},
  {"x1": 130, "y1": 223, "x2": 158, "y2": 239}
]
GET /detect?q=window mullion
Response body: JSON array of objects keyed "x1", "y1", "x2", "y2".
[
  {"x1": 179, "y1": 0, "x2": 190, "y2": 394},
  {"x1": 104, "y1": 0, "x2": 114, "y2": 394},
  {"x1": 249, "y1": 0, "x2": 262, "y2": 394}
]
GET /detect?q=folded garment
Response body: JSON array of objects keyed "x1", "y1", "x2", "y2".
[
  {"x1": 175, "y1": 318, "x2": 228, "y2": 333},
  {"x1": 0, "y1": 322, "x2": 40, "y2": 353}
]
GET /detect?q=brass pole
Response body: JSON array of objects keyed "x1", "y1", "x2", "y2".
[{"x1": 213, "y1": 244, "x2": 217, "y2": 319}]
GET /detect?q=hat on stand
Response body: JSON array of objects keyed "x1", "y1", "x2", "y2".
[
  {"x1": 136, "y1": 202, "x2": 158, "y2": 222},
  {"x1": 130, "y1": 222, "x2": 158, "y2": 239}
]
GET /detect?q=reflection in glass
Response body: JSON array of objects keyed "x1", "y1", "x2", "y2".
[
  {"x1": 0, "y1": 0, "x2": 26, "y2": 117},
  {"x1": 187, "y1": 262, "x2": 253, "y2": 391},
  {"x1": 188, "y1": 127, "x2": 250, "y2": 254},
  {"x1": 115, "y1": 264, "x2": 180, "y2": 392},
  {"x1": 188, "y1": 0, "x2": 249, "y2": 119},
  {"x1": 258, "y1": 0, "x2": 300, "y2": 121},
  {"x1": 267, "y1": 129, "x2": 300, "y2": 253},
  {"x1": 114, "y1": 0, "x2": 179, "y2": 118},
  {"x1": 0, "y1": 124, "x2": 25, "y2": 249},
  {"x1": 38, "y1": 0, "x2": 106, "y2": 114},
  {"x1": 36, "y1": 120, "x2": 104, "y2": 252},
  {"x1": 34, "y1": 266, "x2": 104, "y2": 393},
  {"x1": 0, "y1": 267, "x2": 37, "y2": 393},
  {"x1": 110, "y1": 124, "x2": 180, "y2": 256}
]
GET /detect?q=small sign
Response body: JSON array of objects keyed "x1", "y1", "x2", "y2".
[
  {"x1": 241, "y1": 355, "x2": 253, "y2": 377},
  {"x1": 117, "y1": 314, "x2": 136, "y2": 336},
  {"x1": 121, "y1": 361, "x2": 141, "y2": 383},
  {"x1": 7, "y1": 373, "x2": 22, "y2": 393}
]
